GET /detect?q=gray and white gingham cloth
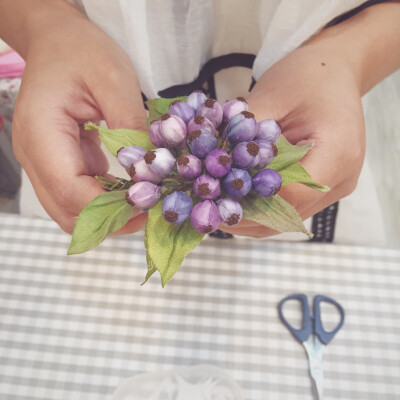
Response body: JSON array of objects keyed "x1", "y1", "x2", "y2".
[{"x1": 0, "y1": 212, "x2": 399, "y2": 400}]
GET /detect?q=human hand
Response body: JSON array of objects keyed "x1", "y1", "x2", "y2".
[{"x1": 10, "y1": 2, "x2": 148, "y2": 234}]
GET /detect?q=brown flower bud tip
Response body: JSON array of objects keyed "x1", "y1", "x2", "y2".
[
  {"x1": 236, "y1": 96, "x2": 247, "y2": 103},
  {"x1": 198, "y1": 183, "x2": 211, "y2": 196},
  {"x1": 194, "y1": 116, "x2": 205, "y2": 124},
  {"x1": 203, "y1": 225, "x2": 213, "y2": 234},
  {"x1": 125, "y1": 191, "x2": 134, "y2": 206},
  {"x1": 218, "y1": 155, "x2": 230, "y2": 166},
  {"x1": 188, "y1": 130, "x2": 201, "y2": 142},
  {"x1": 247, "y1": 142, "x2": 259, "y2": 156},
  {"x1": 177, "y1": 155, "x2": 190, "y2": 166},
  {"x1": 232, "y1": 178, "x2": 244, "y2": 190},
  {"x1": 144, "y1": 150, "x2": 156, "y2": 165},
  {"x1": 272, "y1": 144, "x2": 278, "y2": 157},
  {"x1": 128, "y1": 164, "x2": 136, "y2": 178},
  {"x1": 116, "y1": 147, "x2": 124, "y2": 155},
  {"x1": 241, "y1": 111, "x2": 254, "y2": 119},
  {"x1": 226, "y1": 213, "x2": 240, "y2": 226},
  {"x1": 161, "y1": 113, "x2": 171, "y2": 121},
  {"x1": 205, "y1": 98, "x2": 216, "y2": 108},
  {"x1": 170, "y1": 100, "x2": 182, "y2": 106},
  {"x1": 164, "y1": 210, "x2": 178, "y2": 223}
]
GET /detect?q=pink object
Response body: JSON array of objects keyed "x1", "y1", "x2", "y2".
[{"x1": 0, "y1": 50, "x2": 25, "y2": 78}]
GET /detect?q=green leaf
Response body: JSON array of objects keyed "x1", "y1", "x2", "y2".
[
  {"x1": 145, "y1": 96, "x2": 187, "y2": 125},
  {"x1": 268, "y1": 136, "x2": 313, "y2": 171},
  {"x1": 242, "y1": 195, "x2": 312, "y2": 237},
  {"x1": 68, "y1": 190, "x2": 134, "y2": 255},
  {"x1": 280, "y1": 162, "x2": 330, "y2": 192},
  {"x1": 85, "y1": 122, "x2": 155, "y2": 156},
  {"x1": 144, "y1": 201, "x2": 204, "y2": 286}
]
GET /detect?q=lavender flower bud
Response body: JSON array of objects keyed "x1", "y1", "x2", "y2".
[
  {"x1": 193, "y1": 174, "x2": 221, "y2": 200},
  {"x1": 232, "y1": 141, "x2": 260, "y2": 169},
  {"x1": 196, "y1": 99, "x2": 223, "y2": 128},
  {"x1": 204, "y1": 149, "x2": 231, "y2": 178},
  {"x1": 149, "y1": 120, "x2": 167, "y2": 148},
  {"x1": 187, "y1": 129, "x2": 218, "y2": 159},
  {"x1": 255, "y1": 140, "x2": 278, "y2": 169},
  {"x1": 254, "y1": 119, "x2": 281, "y2": 143},
  {"x1": 227, "y1": 111, "x2": 257, "y2": 145},
  {"x1": 160, "y1": 113, "x2": 187, "y2": 149},
  {"x1": 143, "y1": 148, "x2": 175, "y2": 178},
  {"x1": 126, "y1": 181, "x2": 161, "y2": 209},
  {"x1": 169, "y1": 100, "x2": 195, "y2": 125},
  {"x1": 190, "y1": 200, "x2": 220, "y2": 234},
  {"x1": 222, "y1": 168, "x2": 252, "y2": 198},
  {"x1": 128, "y1": 158, "x2": 161, "y2": 184},
  {"x1": 186, "y1": 90, "x2": 207, "y2": 111},
  {"x1": 222, "y1": 97, "x2": 248, "y2": 121},
  {"x1": 162, "y1": 191, "x2": 193, "y2": 225},
  {"x1": 217, "y1": 198, "x2": 243, "y2": 226},
  {"x1": 187, "y1": 115, "x2": 215, "y2": 134},
  {"x1": 117, "y1": 146, "x2": 146, "y2": 170},
  {"x1": 176, "y1": 154, "x2": 202, "y2": 180},
  {"x1": 252, "y1": 168, "x2": 282, "y2": 197}
]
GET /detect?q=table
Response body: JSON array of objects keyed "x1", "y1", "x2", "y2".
[{"x1": 0, "y1": 213, "x2": 399, "y2": 400}]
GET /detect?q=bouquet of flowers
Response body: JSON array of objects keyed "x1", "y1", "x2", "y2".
[{"x1": 68, "y1": 92, "x2": 328, "y2": 286}]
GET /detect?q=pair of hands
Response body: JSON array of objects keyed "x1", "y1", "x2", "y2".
[{"x1": 12, "y1": 8, "x2": 366, "y2": 238}]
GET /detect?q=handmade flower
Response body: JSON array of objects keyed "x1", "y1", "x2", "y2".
[
  {"x1": 169, "y1": 100, "x2": 196, "y2": 125},
  {"x1": 186, "y1": 90, "x2": 207, "y2": 111},
  {"x1": 193, "y1": 174, "x2": 221, "y2": 200},
  {"x1": 187, "y1": 115, "x2": 215, "y2": 134},
  {"x1": 252, "y1": 168, "x2": 282, "y2": 197},
  {"x1": 226, "y1": 111, "x2": 257, "y2": 145},
  {"x1": 162, "y1": 191, "x2": 193, "y2": 225},
  {"x1": 190, "y1": 200, "x2": 220, "y2": 234},
  {"x1": 231, "y1": 141, "x2": 260, "y2": 169},
  {"x1": 176, "y1": 154, "x2": 202, "y2": 180},
  {"x1": 196, "y1": 98, "x2": 223, "y2": 128},
  {"x1": 126, "y1": 181, "x2": 161, "y2": 209},
  {"x1": 187, "y1": 128, "x2": 218, "y2": 159},
  {"x1": 117, "y1": 146, "x2": 146, "y2": 170},
  {"x1": 254, "y1": 119, "x2": 281, "y2": 143},
  {"x1": 204, "y1": 149, "x2": 231, "y2": 178},
  {"x1": 217, "y1": 198, "x2": 243, "y2": 226},
  {"x1": 143, "y1": 148, "x2": 175, "y2": 178},
  {"x1": 160, "y1": 113, "x2": 187, "y2": 149},
  {"x1": 222, "y1": 97, "x2": 248, "y2": 121},
  {"x1": 222, "y1": 168, "x2": 252, "y2": 198},
  {"x1": 255, "y1": 140, "x2": 278, "y2": 169},
  {"x1": 128, "y1": 158, "x2": 161, "y2": 184},
  {"x1": 149, "y1": 119, "x2": 167, "y2": 148}
]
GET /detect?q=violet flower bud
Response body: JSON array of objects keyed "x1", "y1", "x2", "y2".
[
  {"x1": 149, "y1": 120, "x2": 167, "y2": 148},
  {"x1": 222, "y1": 168, "x2": 252, "y2": 198},
  {"x1": 117, "y1": 146, "x2": 146, "y2": 170},
  {"x1": 254, "y1": 119, "x2": 281, "y2": 143},
  {"x1": 255, "y1": 140, "x2": 278, "y2": 169},
  {"x1": 176, "y1": 154, "x2": 202, "y2": 180},
  {"x1": 217, "y1": 198, "x2": 243, "y2": 226},
  {"x1": 193, "y1": 174, "x2": 221, "y2": 200},
  {"x1": 143, "y1": 148, "x2": 175, "y2": 178},
  {"x1": 187, "y1": 129, "x2": 218, "y2": 159},
  {"x1": 126, "y1": 181, "x2": 161, "y2": 209},
  {"x1": 232, "y1": 141, "x2": 260, "y2": 169},
  {"x1": 169, "y1": 100, "x2": 196, "y2": 125},
  {"x1": 222, "y1": 97, "x2": 248, "y2": 122},
  {"x1": 204, "y1": 149, "x2": 231, "y2": 178},
  {"x1": 196, "y1": 99, "x2": 223, "y2": 128},
  {"x1": 227, "y1": 111, "x2": 257, "y2": 145},
  {"x1": 128, "y1": 158, "x2": 161, "y2": 184},
  {"x1": 186, "y1": 90, "x2": 207, "y2": 111},
  {"x1": 252, "y1": 168, "x2": 282, "y2": 197},
  {"x1": 160, "y1": 113, "x2": 187, "y2": 149},
  {"x1": 187, "y1": 115, "x2": 215, "y2": 134},
  {"x1": 162, "y1": 191, "x2": 193, "y2": 225},
  {"x1": 190, "y1": 200, "x2": 220, "y2": 234}
]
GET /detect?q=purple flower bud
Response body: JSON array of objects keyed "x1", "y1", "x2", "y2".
[
  {"x1": 186, "y1": 90, "x2": 207, "y2": 111},
  {"x1": 222, "y1": 97, "x2": 248, "y2": 122},
  {"x1": 193, "y1": 174, "x2": 221, "y2": 200},
  {"x1": 196, "y1": 99, "x2": 223, "y2": 128},
  {"x1": 169, "y1": 100, "x2": 196, "y2": 125},
  {"x1": 176, "y1": 154, "x2": 202, "y2": 180},
  {"x1": 204, "y1": 149, "x2": 231, "y2": 178},
  {"x1": 143, "y1": 148, "x2": 175, "y2": 178},
  {"x1": 117, "y1": 146, "x2": 147, "y2": 170},
  {"x1": 227, "y1": 111, "x2": 257, "y2": 145},
  {"x1": 160, "y1": 113, "x2": 187, "y2": 149},
  {"x1": 162, "y1": 191, "x2": 193, "y2": 225},
  {"x1": 187, "y1": 129, "x2": 218, "y2": 159},
  {"x1": 252, "y1": 168, "x2": 282, "y2": 197},
  {"x1": 187, "y1": 115, "x2": 215, "y2": 134},
  {"x1": 149, "y1": 120, "x2": 167, "y2": 148},
  {"x1": 255, "y1": 140, "x2": 278, "y2": 169},
  {"x1": 254, "y1": 119, "x2": 281, "y2": 143},
  {"x1": 128, "y1": 158, "x2": 161, "y2": 184},
  {"x1": 222, "y1": 168, "x2": 252, "y2": 198},
  {"x1": 190, "y1": 200, "x2": 220, "y2": 234},
  {"x1": 217, "y1": 198, "x2": 243, "y2": 226},
  {"x1": 126, "y1": 181, "x2": 161, "y2": 209},
  {"x1": 232, "y1": 141, "x2": 260, "y2": 169}
]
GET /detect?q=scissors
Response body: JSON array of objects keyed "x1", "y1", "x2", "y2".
[{"x1": 278, "y1": 294, "x2": 345, "y2": 400}]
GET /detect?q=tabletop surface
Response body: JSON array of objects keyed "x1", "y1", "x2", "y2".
[{"x1": 0, "y1": 212, "x2": 399, "y2": 400}]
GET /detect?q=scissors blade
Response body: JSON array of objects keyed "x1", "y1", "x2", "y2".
[{"x1": 303, "y1": 336, "x2": 325, "y2": 399}]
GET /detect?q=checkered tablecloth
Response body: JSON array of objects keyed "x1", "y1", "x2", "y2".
[{"x1": 0, "y1": 213, "x2": 399, "y2": 400}]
